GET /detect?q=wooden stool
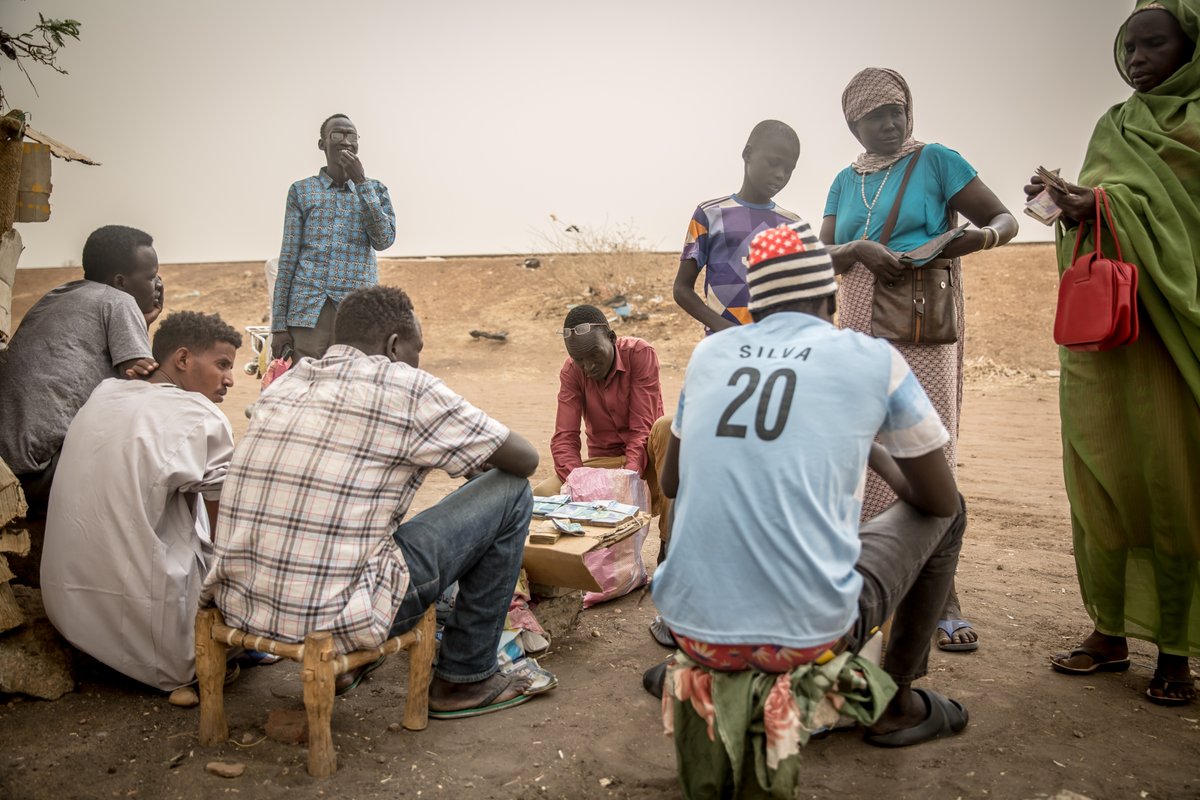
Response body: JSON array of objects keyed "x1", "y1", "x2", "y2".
[{"x1": 194, "y1": 605, "x2": 437, "y2": 777}]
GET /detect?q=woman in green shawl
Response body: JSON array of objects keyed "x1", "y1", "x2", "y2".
[{"x1": 1026, "y1": 0, "x2": 1199, "y2": 705}]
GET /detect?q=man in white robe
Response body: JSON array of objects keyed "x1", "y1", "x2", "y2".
[{"x1": 41, "y1": 311, "x2": 241, "y2": 691}]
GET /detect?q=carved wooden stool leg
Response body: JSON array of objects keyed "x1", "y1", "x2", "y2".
[
  {"x1": 302, "y1": 631, "x2": 337, "y2": 777},
  {"x1": 195, "y1": 608, "x2": 228, "y2": 746},
  {"x1": 403, "y1": 604, "x2": 437, "y2": 732}
]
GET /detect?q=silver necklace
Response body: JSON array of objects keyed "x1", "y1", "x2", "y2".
[{"x1": 859, "y1": 163, "x2": 895, "y2": 240}]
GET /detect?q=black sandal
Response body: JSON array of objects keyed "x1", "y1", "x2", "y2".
[{"x1": 1146, "y1": 674, "x2": 1196, "y2": 706}]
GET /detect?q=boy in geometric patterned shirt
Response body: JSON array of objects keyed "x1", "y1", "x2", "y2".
[{"x1": 673, "y1": 119, "x2": 803, "y2": 335}]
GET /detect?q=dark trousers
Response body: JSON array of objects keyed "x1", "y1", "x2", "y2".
[
  {"x1": 287, "y1": 299, "x2": 337, "y2": 360},
  {"x1": 15, "y1": 449, "x2": 60, "y2": 516},
  {"x1": 847, "y1": 497, "x2": 968, "y2": 684}
]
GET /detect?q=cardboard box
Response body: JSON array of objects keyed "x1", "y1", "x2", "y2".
[{"x1": 521, "y1": 514, "x2": 648, "y2": 592}]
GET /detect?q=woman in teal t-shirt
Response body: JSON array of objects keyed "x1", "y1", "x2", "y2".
[{"x1": 819, "y1": 67, "x2": 1018, "y2": 653}]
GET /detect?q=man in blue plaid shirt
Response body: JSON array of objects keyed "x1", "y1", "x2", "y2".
[{"x1": 271, "y1": 114, "x2": 396, "y2": 360}]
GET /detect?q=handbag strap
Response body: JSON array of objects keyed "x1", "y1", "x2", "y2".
[
  {"x1": 878, "y1": 146, "x2": 925, "y2": 247},
  {"x1": 1069, "y1": 186, "x2": 1124, "y2": 263},
  {"x1": 1097, "y1": 188, "x2": 1125, "y2": 262}
]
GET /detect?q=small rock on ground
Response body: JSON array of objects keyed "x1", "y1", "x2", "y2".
[{"x1": 205, "y1": 761, "x2": 245, "y2": 778}]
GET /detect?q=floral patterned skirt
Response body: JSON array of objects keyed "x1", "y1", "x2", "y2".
[{"x1": 673, "y1": 631, "x2": 842, "y2": 673}]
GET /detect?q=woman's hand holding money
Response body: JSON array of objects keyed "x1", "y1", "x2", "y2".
[
  {"x1": 1025, "y1": 173, "x2": 1096, "y2": 224},
  {"x1": 1046, "y1": 183, "x2": 1097, "y2": 223}
]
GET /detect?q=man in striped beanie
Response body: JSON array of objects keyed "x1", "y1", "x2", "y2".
[
  {"x1": 648, "y1": 220, "x2": 972, "y2": 792},
  {"x1": 744, "y1": 220, "x2": 839, "y2": 318}
]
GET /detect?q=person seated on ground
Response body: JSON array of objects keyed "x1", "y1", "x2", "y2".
[
  {"x1": 40, "y1": 311, "x2": 239, "y2": 694},
  {"x1": 0, "y1": 224, "x2": 163, "y2": 512},
  {"x1": 533, "y1": 304, "x2": 672, "y2": 547},
  {"x1": 533, "y1": 304, "x2": 675, "y2": 643},
  {"x1": 203, "y1": 285, "x2": 548, "y2": 715},
  {"x1": 649, "y1": 223, "x2": 968, "y2": 794}
]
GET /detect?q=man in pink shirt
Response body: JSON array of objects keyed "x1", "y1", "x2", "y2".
[{"x1": 534, "y1": 305, "x2": 672, "y2": 550}]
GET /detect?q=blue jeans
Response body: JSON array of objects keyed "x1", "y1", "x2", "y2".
[
  {"x1": 388, "y1": 470, "x2": 533, "y2": 683},
  {"x1": 847, "y1": 496, "x2": 968, "y2": 685}
]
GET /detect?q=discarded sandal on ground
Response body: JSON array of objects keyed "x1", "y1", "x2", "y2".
[
  {"x1": 1050, "y1": 646, "x2": 1131, "y2": 675},
  {"x1": 935, "y1": 618, "x2": 979, "y2": 652},
  {"x1": 1146, "y1": 674, "x2": 1196, "y2": 706},
  {"x1": 429, "y1": 675, "x2": 533, "y2": 720},
  {"x1": 335, "y1": 655, "x2": 386, "y2": 696},
  {"x1": 863, "y1": 688, "x2": 968, "y2": 748},
  {"x1": 648, "y1": 615, "x2": 677, "y2": 648}
]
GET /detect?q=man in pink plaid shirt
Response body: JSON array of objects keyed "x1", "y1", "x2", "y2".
[{"x1": 204, "y1": 285, "x2": 546, "y2": 718}]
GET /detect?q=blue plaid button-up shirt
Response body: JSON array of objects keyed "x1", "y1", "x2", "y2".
[{"x1": 272, "y1": 169, "x2": 396, "y2": 329}]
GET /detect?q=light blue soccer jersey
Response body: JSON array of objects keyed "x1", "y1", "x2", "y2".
[{"x1": 652, "y1": 312, "x2": 948, "y2": 647}]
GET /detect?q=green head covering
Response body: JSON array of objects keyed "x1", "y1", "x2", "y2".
[{"x1": 1113, "y1": 0, "x2": 1200, "y2": 95}]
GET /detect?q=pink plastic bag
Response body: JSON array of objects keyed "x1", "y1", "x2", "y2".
[
  {"x1": 562, "y1": 467, "x2": 651, "y2": 608},
  {"x1": 260, "y1": 357, "x2": 291, "y2": 392}
]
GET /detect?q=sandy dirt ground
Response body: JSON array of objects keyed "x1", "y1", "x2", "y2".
[{"x1": 1, "y1": 245, "x2": 1197, "y2": 800}]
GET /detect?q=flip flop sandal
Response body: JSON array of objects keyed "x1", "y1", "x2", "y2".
[
  {"x1": 935, "y1": 619, "x2": 980, "y2": 652},
  {"x1": 863, "y1": 688, "x2": 968, "y2": 748},
  {"x1": 1050, "y1": 646, "x2": 1131, "y2": 675},
  {"x1": 1146, "y1": 675, "x2": 1196, "y2": 706},
  {"x1": 648, "y1": 615, "x2": 677, "y2": 648},
  {"x1": 335, "y1": 655, "x2": 386, "y2": 696},
  {"x1": 429, "y1": 676, "x2": 534, "y2": 720}
]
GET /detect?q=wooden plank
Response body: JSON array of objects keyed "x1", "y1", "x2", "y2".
[
  {"x1": 22, "y1": 125, "x2": 100, "y2": 166},
  {"x1": 16, "y1": 144, "x2": 51, "y2": 223}
]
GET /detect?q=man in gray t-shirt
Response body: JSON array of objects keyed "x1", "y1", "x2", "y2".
[{"x1": 0, "y1": 225, "x2": 163, "y2": 510}]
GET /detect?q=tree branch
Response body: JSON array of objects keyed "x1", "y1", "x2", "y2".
[{"x1": 0, "y1": 14, "x2": 82, "y2": 110}]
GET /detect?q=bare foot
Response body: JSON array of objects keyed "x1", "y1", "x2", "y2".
[
  {"x1": 428, "y1": 672, "x2": 532, "y2": 713},
  {"x1": 865, "y1": 687, "x2": 926, "y2": 736}
]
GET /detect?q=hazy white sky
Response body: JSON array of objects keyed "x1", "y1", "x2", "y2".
[{"x1": 2, "y1": 0, "x2": 1135, "y2": 268}]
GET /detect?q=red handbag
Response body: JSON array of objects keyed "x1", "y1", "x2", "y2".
[{"x1": 1053, "y1": 187, "x2": 1139, "y2": 351}]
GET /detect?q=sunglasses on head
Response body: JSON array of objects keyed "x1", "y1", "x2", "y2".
[{"x1": 561, "y1": 322, "x2": 608, "y2": 338}]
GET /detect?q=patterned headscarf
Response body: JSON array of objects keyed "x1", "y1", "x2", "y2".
[{"x1": 841, "y1": 67, "x2": 926, "y2": 174}]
